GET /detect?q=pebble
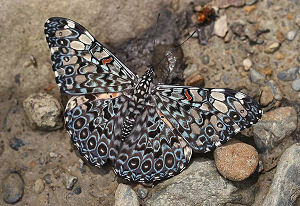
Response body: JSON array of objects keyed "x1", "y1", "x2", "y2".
[
  {"x1": 214, "y1": 139, "x2": 258, "y2": 181},
  {"x1": 214, "y1": 15, "x2": 228, "y2": 37},
  {"x1": 73, "y1": 186, "x2": 82, "y2": 195},
  {"x1": 263, "y1": 144, "x2": 300, "y2": 205},
  {"x1": 23, "y1": 93, "x2": 63, "y2": 130},
  {"x1": 260, "y1": 86, "x2": 274, "y2": 106},
  {"x1": 63, "y1": 173, "x2": 78, "y2": 190},
  {"x1": 214, "y1": 0, "x2": 245, "y2": 8},
  {"x1": 9, "y1": 137, "x2": 25, "y2": 151},
  {"x1": 291, "y1": 79, "x2": 300, "y2": 91},
  {"x1": 253, "y1": 107, "x2": 297, "y2": 153},
  {"x1": 115, "y1": 183, "x2": 139, "y2": 206},
  {"x1": 250, "y1": 68, "x2": 265, "y2": 84},
  {"x1": 266, "y1": 80, "x2": 282, "y2": 100},
  {"x1": 286, "y1": 30, "x2": 297, "y2": 41},
  {"x1": 245, "y1": 0, "x2": 258, "y2": 5},
  {"x1": 201, "y1": 54, "x2": 210, "y2": 65},
  {"x1": 264, "y1": 42, "x2": 280, "y2": 54},
  {"x1": 33, "y1": 179, "x2": 45, "y2": 194},
  {"x1": 43, "y1": 174, "x2": 52, "y2": 184},
  {"x1": 230, "y1": 22, "x2": 245, "y2": 37},
  {"x1": 184, "y1": 71, "x2": 205, "y2": 87},
  {"x1": 243, "y1": 58, "x2": 252, "y2": 71},
  {"x1": 277, "y1": 66, "x2": 299, "y2": 81},
  {"x1": 49, "y1": 152, "x2": 58, "y2": 158},
  {"x1": 2, "y1": 172, "x2": 24, "y2": 204},
  {"x1": 137, "y1": 187, "x2": 148, "y2": 199}
]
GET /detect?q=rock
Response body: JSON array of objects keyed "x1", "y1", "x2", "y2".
[
  {"x1": 291, "y1": 79, "x2": 300, "y2": 91},
  {"x1": 43, "y1": 174, "x2": 52, "y2": 184},
  {"x1": 274, "y1": 52, "x2": 285, "y2": 60},
  {"x1": 243, "y1": 58, "x2": 252, "y2": 71},
  {"x1": 260, "y1": 86, "x2": 274, "y2": 106},
  {"x1": 243, "y1": 5, "x2": 256, "y2": 13},
  {"x1": 263, "y1": 144, "x2": 300, "y2": 206},
  {"x1": 245, "y1": 0, "x2": 258, "y2": 5},
  {"x1": 264, "y1": 42, "x2": 280, "y2": 54},
  {"x1": 73, "y1": 186, "x2": 82, "y2": 195},
  {"x1": 201, "y1": 54, "x2": 210, "y2": 65},
  {"x1": 266, "y1": 80, "x2": 282, "y2": 101},
  {"x1": 277, "y1": 66, "x2": 299, "y2": 81},
  {"x1": 33, "y1": 179, "x2": 45, "y2": 194},
  {"x1": 214, "y1": 15, "x2": 228, "y2": 37},
  {"x1": 49, "y1": 152, "x2": 58, "y2": 158},
  {"x1": 2, "y1": 172, "x2": 24, "y2": 204},
  {"x1": 253, "y1": 107, "x2": 297, "y2": 153},
  {"x1": 115, "y1": 184, "x2": 139, "y2": 206},
  {"x1": 9, "y1": 137, "x2": 25, "y2": 151},
  {"x1": 230, "y1": 22, "x2": 245, "y2": 37},
  {"x1": 213, "y1": 0, "x2": 245, "y2": 8},
  {"x1": 63, "y1": 173, "x2": 78, "y2": 190},
  {"x1": 145, "y1": 159, "x2": 256, "y2": 205},
  {"x1": 184, "y1": 71, "x2": 205, "y2": 87},
  {"x1": 137, "y1": 187, "x2": 148, "y2": 199},
  {"x1": 250, "y1": 68, "x2": 265, "y2": 84},
  {"x1": 214, "y1": 139, "x2": 258, "y2": 181},
  {"x1": 23, "y1": 93, "x2": 63, "y2": 130},
  {"x1": 286, "y1": 30, "x2": 297, "y2": 41}
]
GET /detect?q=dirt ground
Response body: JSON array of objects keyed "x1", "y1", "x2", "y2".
[{"x1": 0, "y1": 0, "x2": 300, "y2": 205}]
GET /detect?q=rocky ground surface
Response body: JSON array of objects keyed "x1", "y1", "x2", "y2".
[{"x1": 0, "y1": 0, "x2": 300, "y2": 205}]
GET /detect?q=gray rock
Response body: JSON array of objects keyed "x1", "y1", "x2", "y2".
[
  {"x1": 277, "y1": 66, "x2": 299, "y2": 81},
  {"x1": 33, "y1": 179, "x2": 45, "y2": 194},
  {"x1": 137, "y1": 187, "x2": 148, "y2": 199},
  {"x1": 63, "y1": 173, "x2": 78, "y2": 190},
  {"x1": 73, "y1": 186, "x2": 82, "y2": 195},
  {"x1": 263, "y1": 144, "x2": 300, "y2": 206},
  {"x1": 115, "y1": 183, "x2": 139, "y2": 206},
  {"x1": 246, "y1": 0, "x2": 258, "y2": 5},
  {"x1": 291, "y1": 79, "x2": 300, "y2": 91},
  {"x1": 2, "y1": 172, "x2": 24, "y2": 204},
  {"x1": 253, "y1": 107, "x2": 297, "y2": 153},
  {"x1": 145, "y1": 159, "x2": 256, "y2": 206},
  {"x1": 23, "y1": 93, "x2": 63, "y2": 130},
  {"x1": 286, "y1": 30, "x2": 297, "y2": 41},
  {"x1": 9, "y1": 137, "x2": 25, "y2": 151},
  {"x1": 266, "y1": 80, "x2": 282, "y2": 100},
  {"x1": 201, "y1": 54, "x2": 210, "y2": 65},
  {"x1": 250, "y1": 68, "x2": 265, "y2": 84},
  {"x1": 43, "y1": 174, "x2": 52, "y2": 184}
]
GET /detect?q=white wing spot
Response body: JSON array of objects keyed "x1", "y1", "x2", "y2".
[
  {"x1": 235, "y1": 92, "x2": 246, "y2": 99},
  {"x1": 70, "y1": 41, "x2": 85, "y2": 50},
  {"x1": 67, "y1": 20, "x2": 75, "y2": 28},
  {"x1": 211, "y1": 92, "x2": 225, "y2": 101},
  {"x1": 213, "y1": 100, "x2": 228, "y2": 113}
]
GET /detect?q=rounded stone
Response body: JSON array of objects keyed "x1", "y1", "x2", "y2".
[
  {"x1": 33, "y1": 179, "x2": 45, "y2": 194},
  {"x1": 243, "y1": 58, "x2": 252, "y2": 71},
  {"x1": 23, "y1": 92, "x2": 63, "y2": 130},
  {"x1": 73, "y1": 186, "x2": 82, "y2": 195},
  {"x1": 286, "y1": 30, "x2": 297, "y2": 41},
  {"x1": 292, "y1": 79, "x2": 300, "y2": 91},
  {"x1": 264, "y1": 42, "x2": 280, "y2": 54},
  {"x1": 214, "y1": 140, "x2": 258, "y2": 181},
  {"x1": 2, "y1": 172, "x2": 24, "y2": 204},
  {"x1": 260, "y1": 86, "x2": 274, "y2": 106}
]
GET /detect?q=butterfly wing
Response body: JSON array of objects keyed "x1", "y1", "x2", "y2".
[
  {"x1": 113, "y1": 106, "x2": 192, "y2": 183},
  {"x1": 153, "y1": 85, "x2": 262, "y2": 153},
  {"x1": 44, "y1": 17, "x2": 138, "y2": 95},
  {"x1": 64, "y1": 93, "x2": 129, "y2": 166}
]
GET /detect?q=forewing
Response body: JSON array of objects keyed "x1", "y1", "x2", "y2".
[
  {"x1": 154, "y1": 85, "x2": 262, "y2": 153},
  {"x1": 64, "y1": 93, "x2": 129, "y2": 166},
  {"x1": 113, "y1": 106, "x2": 192, "y2": 183},
  {"x1": 44, "y1": 17, "x2": 138, "y2": 95}
]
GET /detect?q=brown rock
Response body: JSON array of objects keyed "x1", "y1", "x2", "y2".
[
  {"x1": 274, "y1": 52, "x2": 285, "y2": 60},
  {"x1": 214, "y1": 139, "x2": 259, "y2": 181},
  {"x1": 264, "y1": 42, "x2": 281, "y2": 54},
  {"x1": 260, "y1": 86, "x2": 274, "y2": 106},
  {"x1": 243, "y1": 5, "x2": 256, "y2": 13},
  {"x1": 276, "y1": 31, "x2": 285, "y2": 42},
  {"x1": 260, "y1": 67, "x2": 273, "y2": 76},
  {"x1": 185, "y1": 72, "x2": 205, "y2": 87}
]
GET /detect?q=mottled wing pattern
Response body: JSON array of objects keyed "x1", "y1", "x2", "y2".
[
  {"x1": 44, "y1": 17, "x2": 138, "y2": 95},
  {"x1": 64, "y1": 93, "x2": 128, "y2": 166},
  {"x1": 154, "y1": 85, "x2": 262, "y2": 153},
  {"x1": 113, "y1": 106, "x2": 192, "y2": 183}
]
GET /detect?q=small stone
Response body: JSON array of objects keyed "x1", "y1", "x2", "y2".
[
  {"x1": 115, "y1": 183, "x2": 139, "y2": 206},
  {"x1": 243, "y1": 5, "x2": 256, "y2": 13},
  {"x1": 185, "y1": 71, "x2": 205, "y2": 87},
  {"x1": 286, "y1": 30, "x2": 297, "y2": 41},
  {"x1": 230, "y1": 22, "x2": 245, "y2": 37},
  {"x1": 137, "y1": 187, "x2": 148, "y2": 199},
  {"x1": 277, "y1": 66, "x2": 299, "y2": 81},
  {"x1": 2, "y1": 172, "x2": 24, "y2": 204},
  {"x1": 276, "y1": 31, "x2": 285, "y2": 42},
  {"x1": 214, "y1": 140, "x2": 258, "y2": 181},
  {"x1": 260, "y1": 67, "x2": 273, "y2": 76},
  {"x1": 214, "y1": 15, "x2": 228, "y2": 37},
  {"x1": 33, "y1": 179, "x2": 45, "y2": 194},
  {"x1": 78, "y1": 159, "x2": 86, "y2": 173},
  {"x1": 260, "y1": 86, "x2": 274, "y2": 106},
  {"x1": 253, "y1": 107, "x2": 297, "y2": 153},
  {"x1": 274, "y1": 52, "x2": 285, "y2": 60},
  {"x1": 263, "y1": 144, "x2": 300, "y2": 205},
  {"x1": 201, "y1": 54, "x2": 210, "y2": 65},
  {"x1": 266, "y1": 80, "x2": 282, "y2": 100},
  {"x1": 243, "y1": 58, "x2": 252, "y2": 71},
  {"x1": 9, "y1": 137, "x2": 25, "y2": 151},
  {"x1": 73, "y1": 186, "x2": 82, "y2": 195},
  {"x1": 49, "y1": 152, "x2": 58, "y2": 158},
  {"x1": 250, "y1": 68, "x2": 265, "y2": 84},
  {"x1": 214, "y1": 0, "x2": 245, "y2": 8},
  {"x1": 23, "y1": 93, "x2": 63, "y2": 130},
  {"x1": 43, "y1": 174, "x2": 52, "y2": 184},
  {"x1": 245, "y1": 0, "x2": 257, "y2": 5},
  {"x1": 291, "y1": 79, "x2": 300, "y2": 91},
  {"x1": 63, "y1": 173, "x2": 78, "y2": 190},
  {"x1": 264, "y1": 42, "x2": 280, "y2": 54}
]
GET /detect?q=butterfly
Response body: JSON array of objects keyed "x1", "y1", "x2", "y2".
[{"x1": 44, "y1": 17, "x2": 262, "y2": 183}]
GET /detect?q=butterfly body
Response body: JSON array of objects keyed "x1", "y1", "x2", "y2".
[{"x1": 45, "y1": 17, "x2": 262, "y2": 183}]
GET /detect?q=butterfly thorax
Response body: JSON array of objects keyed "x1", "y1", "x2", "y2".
[{"x1": 121, "y1": 68, "x2": 154, "y2": 140}]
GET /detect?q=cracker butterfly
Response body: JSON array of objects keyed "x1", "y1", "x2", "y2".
[{"x1": 44, "y1": 17, "x2": 262, "y2": 183}]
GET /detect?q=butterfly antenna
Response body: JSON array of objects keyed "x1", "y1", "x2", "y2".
[{"x1": 155, "y1": 30, "x2": 197, "y2": 68}]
